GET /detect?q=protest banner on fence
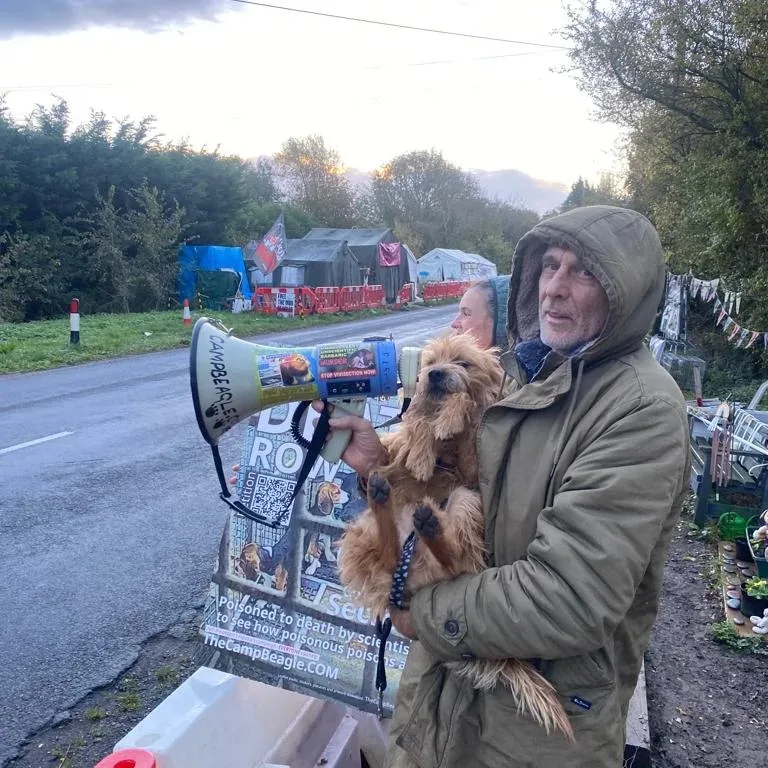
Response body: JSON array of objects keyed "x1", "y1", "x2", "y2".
[
  {"x1": 201, "y1": 397, "x2": 409, "y2": 716},
  {"x1": 274, "y1": 288, "x2": 296, "y2": 318}
]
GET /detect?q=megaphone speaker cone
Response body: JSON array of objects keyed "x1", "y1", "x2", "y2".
[{"x1": 190, "y1": 317, "x2": 264, "y2": 446}]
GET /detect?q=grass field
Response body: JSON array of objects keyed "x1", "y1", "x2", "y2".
[{"x1": 0, "y1": 306, "x2": 408, "y2": 374}]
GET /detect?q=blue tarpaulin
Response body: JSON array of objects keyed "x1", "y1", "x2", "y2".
[{"x1": 178, "y1": 245, "x2": 252, "y2": 302}]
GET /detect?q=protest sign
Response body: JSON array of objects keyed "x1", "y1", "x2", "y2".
[
  {"x1": 274, "y1": 289, "x2": 296, "y2": 317},
  {"x1": 201, "y1": 397, "x2": 409, "y2": 716}
]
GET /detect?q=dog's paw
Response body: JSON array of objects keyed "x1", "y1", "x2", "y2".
[
  {"x1": 368, "y1": 472, "x2": 391, "y2": 505},
  {"x1": 413, "y1": 503, "x2": 441, "y2": 539}
]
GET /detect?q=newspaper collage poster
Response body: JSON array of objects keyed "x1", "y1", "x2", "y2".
[
  {"x1": 659, "y1": 274, "x2": 686, "y2": 341},
  {"x1": 201, "y1": 397, "x2": 410, "y2": 716}
]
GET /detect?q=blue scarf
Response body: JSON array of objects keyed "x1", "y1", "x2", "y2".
[
  {"x1": 515, "y1": 337, "x2": 597, "y2": 382},
  {"x1": 514, "y1": 338, "x2": 552, "y2": 382}
]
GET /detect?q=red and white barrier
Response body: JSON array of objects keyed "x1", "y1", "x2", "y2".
[
  {"x1": 314, "y1": 287, "x2": 341, "y2": 314},
  {"x1": 182, "y1": 298, "x2": 192, "y2": 326},
  {"x1": 396, "y1": 282, "x2": 416, "y2": 305},
  {"x1": 421, "y1": 280, "x2": 471, "y2": 301},
  {"x1": 249, "y1": 280, "x2": 456, "y2": 317},
  {"x1": 339, "y1": 285, "x2": 365, "y2": 311},
  {"x1": 363, "y1": 285, "x2": 386, "y2": 308},
  {"x1": 295, "y1": 286, "x2": 316, "y2": 316}
]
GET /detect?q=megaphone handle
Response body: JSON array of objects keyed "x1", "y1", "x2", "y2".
[{"x1": 322, "y1": 399, "x2": 367, "y2": 464}]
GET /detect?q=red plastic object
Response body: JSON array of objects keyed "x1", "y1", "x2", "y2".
[
  {"x1": 340, "y1": 285, "x2": 365, "y2": 311},
  {"x1": 295, "y1": 286, "x2": 316, "y2": 316},
  {"x1": 252, "y1": 287, "x2": 278, "y2": 314},
  {"x1": 93, "y1": 748, "x2": 156, "y2": 768},
  {"x1": 397, "y1": 283, "x2": 415, "y2": 304},
  {"x1": 363, "y1": 284, "x2": 385, "y2": 308},
  {"x1": 314, "y1": 286, "x2": 340, "y2": 313}
]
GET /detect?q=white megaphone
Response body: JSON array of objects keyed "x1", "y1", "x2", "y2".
[{"x1": 189, "y1": 317, "x2": 422, "y2": 525}]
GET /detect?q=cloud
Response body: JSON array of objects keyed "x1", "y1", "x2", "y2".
[{"x1": 0, "y1": 0, "x2": 235, "y2": 40}]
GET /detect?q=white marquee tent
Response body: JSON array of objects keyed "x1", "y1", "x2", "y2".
[{"x1": 417, "y1": 248, "x2": 498, "y2": 282}]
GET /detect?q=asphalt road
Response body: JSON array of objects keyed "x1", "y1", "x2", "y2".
[{"x1": 0, "y1": 305, "x2": 457, "y2": 764}]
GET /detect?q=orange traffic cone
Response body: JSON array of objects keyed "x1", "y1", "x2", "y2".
[
  {"x1": 182, "y1": 298, "x2": 192, "y2": 326},
  {"x1": 94, "y1": 748, "x2": 156, "y2": 768}
]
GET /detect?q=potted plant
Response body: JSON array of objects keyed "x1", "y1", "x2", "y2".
[
  {"x1": 734, "y1": 535, "x2": 754, "y2": 562},
  {"x1": 746, "y1": 525, "x2": 768, "y2": 578},
  {"x1": 741, "y1": 576, "x2": 768, "y2": 618}
]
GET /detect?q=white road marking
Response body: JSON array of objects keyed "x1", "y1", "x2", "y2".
[{"x1": 0, "y1": 431, "x2": 74, "y2": 455}]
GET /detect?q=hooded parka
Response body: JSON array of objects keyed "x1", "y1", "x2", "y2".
[{"x1": 386, "y1": 206, "x2": 690, "y2": 768}]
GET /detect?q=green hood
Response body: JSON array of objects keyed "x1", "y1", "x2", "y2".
[
  {"x1": 488, "y1": 275, "x2": 510, "y2": 352},
  {"x1": 507, "y1": 206, "x2": 666, "y2": 363}
]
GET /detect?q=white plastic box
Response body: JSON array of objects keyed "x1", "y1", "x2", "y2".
[{"x1": 112, "y1": 667, "x2": 359, "y2": 768}]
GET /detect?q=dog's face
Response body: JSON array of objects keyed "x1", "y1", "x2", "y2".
[
  {"x1": 280, "y1": 354, "x2": 314, "y2": 385},
  {"x1": 314, "y1": 481, "x2": 349, "y2": 516},
  {"x1": 405, "y1": 334, "x2": 503, "y2": 438}
]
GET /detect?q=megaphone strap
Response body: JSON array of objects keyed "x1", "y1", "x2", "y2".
[
  {"x1": 388, "y1": 531, "x2": 417, "y2": 610},
  {"x1": 375, "y1": 615, "x2": 393, "y2": 719},
  {"x1": 281, "y1": 400, "x2": 332, "y2": 514},
  {"x1": 208, "y1": 402, "x2": 331, "y2": 527},
  {"x1": 289, "y1": 400, "x2": 315, "y2": 449},
  {"x1": 210, "y1": 444, "x2": 288, "y2": 527},
  {"x1": 375, "y1": 397, "x2": 411, "y2": 431}
]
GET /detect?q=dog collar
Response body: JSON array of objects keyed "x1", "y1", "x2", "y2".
[{"x1": 389, "y1": 531, "x2": 417, "y2": 610}]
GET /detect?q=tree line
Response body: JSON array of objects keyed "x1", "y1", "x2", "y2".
[
  {"x1": 8, "y1": 0, "x2": 763, "y2": 394},
  {"x1": 0, "y1": 98, "x2": 542, "y2": 322},
  {"x1": 562, "y1": 0, "x2": 768, "y2": 391}
]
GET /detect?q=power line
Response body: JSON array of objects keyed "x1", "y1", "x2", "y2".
[
  {"x1": 363, "y1": 50, "x2": 557, "y2": 71},
  {"x1": 228, "y1": 0, "x2": 570, "y2": 49}
]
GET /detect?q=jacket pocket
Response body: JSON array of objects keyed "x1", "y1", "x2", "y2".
[
  {"x1": 541, "y1": 649, "x2": 613, "y2": 691},
  {"x1": 467, "y1": 681, "x2": 622, "y2": 768},
  {"x1": 396, "y1": 665, "x2": 447, "y2": 768}
]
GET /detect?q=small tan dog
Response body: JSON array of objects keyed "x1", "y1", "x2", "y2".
[{"x1": 339, "y1": 333, "x2": 572, "y2": 739}]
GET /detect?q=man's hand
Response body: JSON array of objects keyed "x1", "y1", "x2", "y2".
[
  {"x1": 390, "y1": 608, "x2": 418, "y2": 640},
  {"x1": 313, "y1": 401, "x2": 387, "y2": 476}
]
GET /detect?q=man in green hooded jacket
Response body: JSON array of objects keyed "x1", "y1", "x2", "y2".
[{"x1": 331, "y1": 206, "x2": 690, "y2": 767}]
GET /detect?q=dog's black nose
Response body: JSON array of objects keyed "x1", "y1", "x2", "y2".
[{"x1": 428, "y1": 369, "x2": 445, "y2": 384}]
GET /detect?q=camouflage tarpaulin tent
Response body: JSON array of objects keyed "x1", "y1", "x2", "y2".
[{"x1": 303, "y1": 228, "x2": 417, "y2": 302}]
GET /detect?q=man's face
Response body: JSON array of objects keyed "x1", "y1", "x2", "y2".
[{"x1": 538, "y1": 247, "x2": 609, "y2": 352}]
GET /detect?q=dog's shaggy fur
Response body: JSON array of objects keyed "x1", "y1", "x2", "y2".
[{"x1": 339, "y1": 333, "x2": 572, "y2": 740}]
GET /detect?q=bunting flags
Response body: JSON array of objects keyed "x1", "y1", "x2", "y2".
[
  {"x1": 722, "y1": 290, "x2": 743, "y2": 315},
  {"x1": 690, "y1": 278, "x2": 719, "y2": 303},
  {"x1": 683, "y1": 270, "x2": 766, "y2": 351}
]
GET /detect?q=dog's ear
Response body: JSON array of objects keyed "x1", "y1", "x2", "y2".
[{"x1": 466, "y1": 348, "x2": 505, "y2": 406}]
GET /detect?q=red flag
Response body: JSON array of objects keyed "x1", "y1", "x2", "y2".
[
  {"x1": 378, "y1": 242, "x2": 401, "y2": 267},
  {"x1": 245, "y1": 213, "x2": 287, "y2": 275}
]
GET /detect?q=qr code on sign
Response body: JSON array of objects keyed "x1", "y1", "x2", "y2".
[{"x1": 249, "y1": 474, "x2": 296, "y2": 524}]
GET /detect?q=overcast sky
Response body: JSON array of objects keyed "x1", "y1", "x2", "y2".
[{"x1": 0, "y1": 0, "x2": 624, "y2": 185}]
